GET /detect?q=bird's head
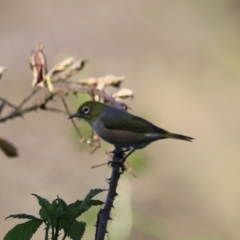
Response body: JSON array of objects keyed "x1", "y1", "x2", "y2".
[{"x1": 69, "y1": 101, "x2": 105, "y2": 124}]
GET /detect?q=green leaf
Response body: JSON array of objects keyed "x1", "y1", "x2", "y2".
[
  {"x1": 56, "y1": 197, "x2": 71, "y2": 220},
  {"x1": 32, "y1": 194, "x2": 53, "y2": 221},
  {"x1": 68, "y1": 200, "x2": 82, "y2": 211},
  {"x1": 4, "y1": 219, "x2": 43, "y2": 240},
  {"x1": 84, "y1": 189, "x2": 106, "y2": 200},
  {"x1": 51, "y1": 199, "x2": 60, "y2": 215},
  {"x1": 80, "y1": 189, "x2": 105, "y2": 211},
  {"x1": 68, "y1": 201, "x2": 84, "y2": 220},
  {"x1": 57, "y1": 198, "x2": 70, "y2": 214},
  {"x1": 68, "y1": 189, "x2": 105, "y2": 219},
  {"x1": 88, "y1": 200, "x2": 104, "y2": 206},
  {"x1": 5, "y1": 214, "x2": 43, "y2": 221},
  {"x1": 62, "y1": 220, "x2": 86, "y2": 240}
]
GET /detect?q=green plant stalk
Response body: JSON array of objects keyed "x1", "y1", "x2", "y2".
[
  {"x1": 46, "y1": 74, "x2": 54, "y2": 92},
  {"x1": 51, "y1": 219, "x2": 55, "y2": 240},
  {"x1": 54, "y1": 219, "x2": 60, "y2": 240},
  {"x1": 45, "y1": 223, "x2": 49, "y2": 240}
]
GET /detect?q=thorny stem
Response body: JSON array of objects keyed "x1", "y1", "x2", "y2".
[
  {"x1": 95, "y1": 152, "x2": 124, "y2": 240},
  {"x1": 44, "y1": 223, "x2": 49, "y2": 240}
]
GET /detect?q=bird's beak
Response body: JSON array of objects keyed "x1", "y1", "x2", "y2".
[{"x1": 68, "y1": 112, "x2": 83, "y2": 119}]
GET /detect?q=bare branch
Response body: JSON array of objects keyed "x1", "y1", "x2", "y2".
[
  {"x1": 0, "y1": 92, "x2": 57, "y2": 123},
  {"x1": 17, "y1": 88, "x2": 39, "y2": 109},
  {"x1": 0, "y1": 97, "x2": 18, "y2": 110},
  {"x1": 60, "y1": 95, "x2": 83, "y2": 139}
]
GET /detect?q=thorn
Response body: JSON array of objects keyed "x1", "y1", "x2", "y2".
[{"x1": 105, "y1": 178, "x2": 111, "y2": 183}]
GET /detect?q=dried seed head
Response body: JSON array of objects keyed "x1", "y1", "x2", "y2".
[
  {"x1": 48, "y1": 57, "x2": 75, "y2": 77},
  {"x1": 30, "y1": 43, "x2": 47, "y2": 88},
  {"x1": 112, "y1": 88, "x2": 134, "y2": 100}
]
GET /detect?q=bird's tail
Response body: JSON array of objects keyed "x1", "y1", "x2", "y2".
[{"x1": 167, "y1": 132, "x2": 194, "y2": 142}]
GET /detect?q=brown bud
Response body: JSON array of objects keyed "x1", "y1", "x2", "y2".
[{"x1": 0, "y1": 138, "x2": 18, "y2": 157}]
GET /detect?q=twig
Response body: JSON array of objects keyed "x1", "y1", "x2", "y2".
[
  {"x1": 17, "y1": 88, "x2": 39, "y2": 109},
  {"x1": 0, "y1": 102, "x2": 5, "y2": 116},
  {"x1": 60, "y1": 95, "x2": 83, "y2": 139},
  {"x1": 44, "y1": 107, "x2": 67, "y2": 115},
  {"x1": 90, "y1": 141, "x2": 101, "y2": 154},
  {"x1": 0, "y1": 92, "x2": 57, "y2": 123},
  {"x1": 0, "y1": 96, "x2": 19, "y2": 110},
  {"x1": 91, "y1": 162, "x2": 109, "y2": 169}
]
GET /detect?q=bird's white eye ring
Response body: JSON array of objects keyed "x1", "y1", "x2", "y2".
[{"x1": 82, "y1": 106, "x2": 90, "y2": 114}]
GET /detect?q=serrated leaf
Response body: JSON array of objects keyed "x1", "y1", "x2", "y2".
[
  {"x1": 62, "y1": 220, "x2": 86, "y2": 240},
  {"x1": 5, "y1": 214, "x2": 42, "y2": 221},
  {"x1": 68, "y1": 200, "x2": 82, "y2": 210},
  {"x1": 68, "y1": 200, "x2": 83, "y2": 219},
  {"x1": 88, "y1": 200, "x2": 104, "y2": 206},
  {"x1": 56, "y1": 198, "x2": 71, "y2": 220},
  {"x1": 4, "y1": 219, "x2": 43, "y2": 240},
  {"x1": 83, "y1": 189, "x2": 106, "y2": 202},
  {"x1": 80, "y1": 189, "x2": 106, "y2": 210},
  {"x1": 39, "y1": 208, "x2": 49, "y2": 221},
  {"x1": 68, "y1": 190, "x2": 105, "y2": 219},
  {"x1": 31, "y1": 194, "x2": 53, "y2": 221},
  {"x1": 70, "y1": 207, "x2": 84, "y2": 220},
  {"x1": 51, "y1": 199, "x2": 59, "y2": 215},
  {"x1": 58, "y1": 198, "x2": 69, "y2": 212}
]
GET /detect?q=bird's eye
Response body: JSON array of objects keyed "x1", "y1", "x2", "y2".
[{"x1": 82, "y1": 106, "x2": 90, "y2": 114}]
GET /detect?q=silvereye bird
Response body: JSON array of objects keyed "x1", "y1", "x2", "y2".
[{"x1": 69, "y1": 101, "x2": 193, "y2": 161}]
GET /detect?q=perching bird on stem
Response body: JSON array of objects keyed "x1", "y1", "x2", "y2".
[{"x1": 69, "y1": 101, "x2": 193, "y2": 163}]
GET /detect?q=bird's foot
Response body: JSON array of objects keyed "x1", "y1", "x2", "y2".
[{"x1": 113, "y1": 147, "x2": 135, "y2": 164}]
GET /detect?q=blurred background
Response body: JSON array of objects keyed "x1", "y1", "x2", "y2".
[{"x1": 1, "y1": 0, "x2": 240, "y2": 239}]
